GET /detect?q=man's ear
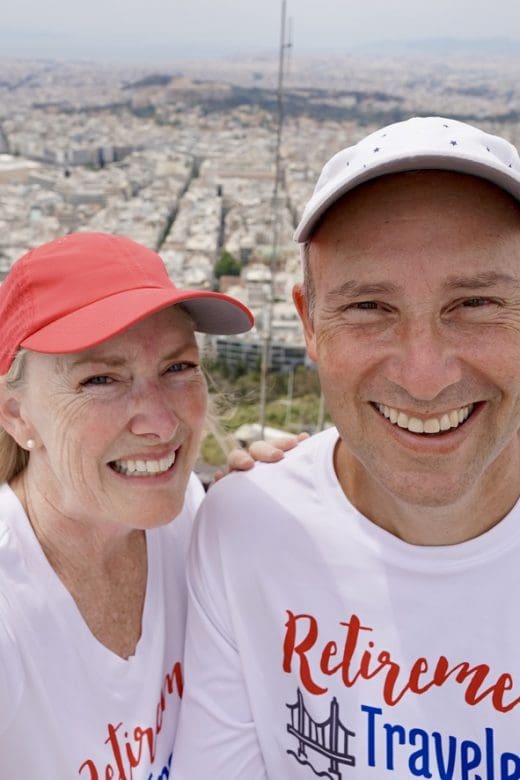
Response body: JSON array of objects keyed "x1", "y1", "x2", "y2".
[
  {"x1": 293, "y1": 284, "x2": 318, "y2": 362},
  {"x1": 0, "y1": 386, "x2": 33, "y2": 448}
]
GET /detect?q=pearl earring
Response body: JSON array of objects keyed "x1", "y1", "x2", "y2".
[{"x1": 26, "y1": 439, "x2": 35, "y2": 450}]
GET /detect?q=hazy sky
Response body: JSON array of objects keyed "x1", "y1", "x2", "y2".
[{"x1": 2, "y1": 0, "x2": 519, "y2": 61}]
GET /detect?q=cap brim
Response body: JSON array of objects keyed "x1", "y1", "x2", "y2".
[
  {"x1": 21, "y1": 287, "x2": 253, "y2": 354},
  {"x1": 294, "y1": 152, "x2": 520, "y2": 242}
]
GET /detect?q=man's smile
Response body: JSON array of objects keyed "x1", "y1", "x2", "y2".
[{"x1": 373, "y1": 402, "x2": 476, "y2": 434}]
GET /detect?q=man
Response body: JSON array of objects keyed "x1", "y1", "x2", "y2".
[{"x1": 174, "y1": 117, "x2": 520, "y2": 779}]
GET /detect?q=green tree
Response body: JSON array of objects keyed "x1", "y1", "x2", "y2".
[{"x1": 214, "y1": 250, "x2": 242, "y2": 278}]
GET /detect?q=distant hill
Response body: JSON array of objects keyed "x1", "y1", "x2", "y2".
[{"x1": 355, "y1": 37, "x2": 519, "y2": 57}]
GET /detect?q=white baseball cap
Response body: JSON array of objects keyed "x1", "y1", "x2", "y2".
[{"x1": 294, "y1": 116, "x2": 520, "y2": 243}]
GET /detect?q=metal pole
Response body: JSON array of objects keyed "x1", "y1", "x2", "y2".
[
  {"x1": 284, "y1": 368, "x2": 294, "y2": 428},
  {"x1": 317, "y1": 390, "x2": 326, "y2": 432},
  {"x1": 259, "y1": 0, "x2": 288, "y2": 437}
]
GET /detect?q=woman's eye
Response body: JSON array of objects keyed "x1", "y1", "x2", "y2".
[
  {"x1": 81, "y1": 375, "x2": 113, "y2": 386},
  {"x1": 166, "y1": 362, "x2": 197, "y2": 374}
]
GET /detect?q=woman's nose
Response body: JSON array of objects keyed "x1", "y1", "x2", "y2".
[{"x1": 128, "y1": 384, "x2": 180, "y2": 442}]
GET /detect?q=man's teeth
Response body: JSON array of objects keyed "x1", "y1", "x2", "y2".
[
  {"x1": 111, "y1": 451, "x2": 176, "y2": 476},
  {"x1": 376, "y1": 403, "x2": 474, "y2": 434}
]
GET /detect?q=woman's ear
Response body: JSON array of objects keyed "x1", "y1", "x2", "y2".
[{"x1": 0, "y1": 385, "x2": 34, "y2": 449}]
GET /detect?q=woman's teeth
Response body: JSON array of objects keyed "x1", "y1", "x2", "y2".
[
  {"x1": 111, "y1": 451, "x2": 176, "y2": 476},
  {"x1": 375, "y1": 403, "x2": 474, "y2": 434}
]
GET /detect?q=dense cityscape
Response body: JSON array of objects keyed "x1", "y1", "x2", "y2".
[{"x1": 0, "y1": 50, "x2": 518, "y2": 394}]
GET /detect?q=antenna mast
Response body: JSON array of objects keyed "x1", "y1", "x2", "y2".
[{"x1": 259, "y1": 0, "x2": 292, "y2": 437}]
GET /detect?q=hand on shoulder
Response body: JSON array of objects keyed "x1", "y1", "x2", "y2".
[{"x1": 213, "y1": 432, "x2": 310, "y2": 482}]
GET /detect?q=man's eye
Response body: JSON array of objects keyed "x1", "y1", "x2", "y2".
[
  {"x1": 462, "y1": 297, "x2": 491, "y2": 307},
  {"x1": 344, "y1": 301, "x2": 382, "y2": 311},
  {"x1": 355, "y1": 301, "x2": 379, "y2": 310}
]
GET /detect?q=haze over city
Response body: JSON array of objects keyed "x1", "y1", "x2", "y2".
[{"x1": 1, "y1": 0, "x2": 519, "y2": 61}]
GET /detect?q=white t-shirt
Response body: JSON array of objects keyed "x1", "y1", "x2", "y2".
[
  {"x1": 0, "y1": 474, "x2": 204, "y2": 778},
  {"x1": 175, "y1": 428, "x2": 520, "y2": 779}
]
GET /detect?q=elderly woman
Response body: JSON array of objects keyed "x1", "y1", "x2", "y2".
[{"x1": 0, "y1": 232, "x2": 253, "y2": 777}]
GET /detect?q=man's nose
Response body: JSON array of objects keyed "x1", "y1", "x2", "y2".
[{"x1": 384, "y1": 319, "x2": 463, "y2": 402}]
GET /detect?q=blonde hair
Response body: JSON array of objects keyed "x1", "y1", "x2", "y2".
[{"x1": 0, "y1": 349, "x2": 29, "y2": 484}]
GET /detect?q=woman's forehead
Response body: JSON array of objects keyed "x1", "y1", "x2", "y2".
[{"x1": 28, "y1": 307, "x2": 198, "y2": 374}]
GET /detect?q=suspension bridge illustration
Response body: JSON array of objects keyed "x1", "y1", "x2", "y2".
[{"x1": 286, "y1": 688, "x2": 356, "y2": 779}]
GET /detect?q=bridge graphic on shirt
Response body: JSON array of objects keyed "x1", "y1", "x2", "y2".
[{"x1": 286, "y1": 688, "x2": 356, "y2": 779}]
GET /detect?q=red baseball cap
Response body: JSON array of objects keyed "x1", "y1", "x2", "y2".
[{"x1": 0, "y1": 232, "x2": 254, "y2": 374}]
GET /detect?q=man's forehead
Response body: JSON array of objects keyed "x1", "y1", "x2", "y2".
[{"x1": 310, "y1": 170, "x2": 520, "y2": 241}]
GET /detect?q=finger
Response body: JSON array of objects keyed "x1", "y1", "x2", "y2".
[
  {"x1": 226, "y1": 448, "x2": 256, "y2": 472},
  {"x1": 248, "y1": 440, "x2": 285, "y2": 463},
  {"x1": 264, "y1": 433, "x2": 309, "y2": 453}
]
